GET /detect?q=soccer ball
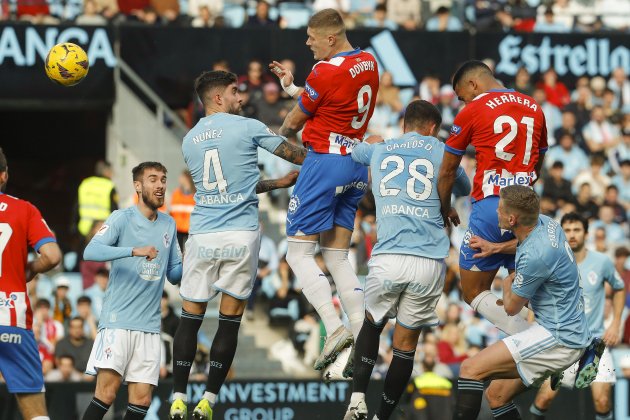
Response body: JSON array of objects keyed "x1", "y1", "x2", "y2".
[{"x1": 45, "y1": 43, "x2": 89, "y2": 86}]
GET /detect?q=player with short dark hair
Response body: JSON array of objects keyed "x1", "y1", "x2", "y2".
[
  {"x1": 437, "y1": 60, "x2": 548, "y2": 337},
  {"x1": 344, "y1": 100, "x2": 470, "y2": 420},
  {"x1": 81, "y1": 162, "x2": 183, "y2": 420},
  {"x1": 269, "y1": 8, "x2": 380, "y2": 374},
  {"x1": 527, "y1": 212, "x2": 625, "y2": 420},
  {"x1": 169, "y1": 70, "x2": 306, "y2": 420},
  {"x1": 0, "y1": 147, "x2": 62, "y2": 420},
  {"x1": 454, "y1": 186, "x2": 603, "y2": 420}
]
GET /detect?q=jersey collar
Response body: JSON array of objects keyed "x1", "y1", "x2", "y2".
[
  {"x1": 332, "y1": 48, "x2": 361, "y2": 58},
  {"x1": 487, "y1": 88, "x2": 515, "y2": 93}
]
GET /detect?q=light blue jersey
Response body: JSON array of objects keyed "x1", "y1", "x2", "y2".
[
  {"x1": 182, "y1": 113, "x2": 285, "y2": 234},
  {"x1": 512, "y1": 215, "x2": 590, "y2": 348},
  {"x1": 578, "y1": 251, "x2": 624, "y2": 336},
  {"x1": 352, "y1": 133, "x2": 471, "y2": 259},
  {"x1": 83, "y1": 207, "x2": 183, "y2": 334}
]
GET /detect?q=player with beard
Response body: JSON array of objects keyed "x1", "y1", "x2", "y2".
[
  {"x1": 81, "y1": 162, "x2": 183, "y2": 420},
  {"x1": 169, "y1": 70, "x2": 306, "y2": 420}
]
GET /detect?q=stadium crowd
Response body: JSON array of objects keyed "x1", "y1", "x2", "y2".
[{"x1": 0, "y1": 0, "x2": 629, "y2": 33}]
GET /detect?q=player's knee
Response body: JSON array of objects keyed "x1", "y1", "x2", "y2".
[
  {"x1": 485, "y1": 385, "x2": 510, "y2": 408},
  {"x1": 534, "y1": 389, "x2": 554, "y2": 409},
  {"x1": 593, "y1": 392, "x2": 610, "y2": 413},
  {"x1": 459, "y1": 358, "x2": 480, "y2": 380},
  {"x1": 95, "y1": 387, "x2": 118, "y2": 405}
]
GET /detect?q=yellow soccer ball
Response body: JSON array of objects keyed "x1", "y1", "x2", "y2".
[{"x1": 45, "y1": 42, "x2": 89, "y2": 86}]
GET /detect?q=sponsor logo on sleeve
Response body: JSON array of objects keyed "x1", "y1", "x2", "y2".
[
  {"x1": 450, "y1": 124, "x2": 462, "y2": 135},
  {"x1": 304, "y1": 82, "x2": 319, "y2": 100},
  {"x1": 96, "y1": 225, "x2": 109, "y2": 236}
]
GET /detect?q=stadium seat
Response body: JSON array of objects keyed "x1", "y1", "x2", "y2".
[
  {"x1": 223, "y1": 5, "x2": 246, "y2": 27},
  {"x1": 278, "y1": 3, "x2": 311, "y2": 28}
]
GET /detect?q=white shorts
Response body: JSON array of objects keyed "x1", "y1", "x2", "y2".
[
  {"x1": 503, "y1": 323, "x2": 584, "y2": 387},
  {"x1": 365, "y1": 254, "x2": 445, "y2": 329},
  {"x1": 180, "y1": 230, "x2": 261, "y2": 302},
  {"x1": 559, "y1": 346, "x2": 616, "y2": 387},
  {"x1": 86, "y1": 328, "x2": 161, "y2": 386}
]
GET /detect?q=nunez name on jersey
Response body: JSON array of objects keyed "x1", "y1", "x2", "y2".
[
  {"x1": 297, "y1": 48, "x2": 379, "y2": 155},
  {"x1": 445, "y1": 89, "x2": 548, "y2": 201}
]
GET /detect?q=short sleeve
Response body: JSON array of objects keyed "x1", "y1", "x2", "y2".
[
  {"x1": 249, "y1": 119, "x2": 285, "y2": 154},
  {"x1": 445, "y1": 107, "x2": 474, "y2": 156},
  {"x1": 91, "y1": 211, "x2": 123, "y2": 246},
  {"x1": 27, "y1": 203, "x2": 56, "y2": 252},
  {"x1": 351, "y1": 142, "x2": 374, "y2": 166},
  {"x1": 297, "y1": 67, "x2": 328, "y2": 117},
  {"x1": 512, "y1": 252, "x2": 549, "y2": 299},
  {"x1": 452, "y1": 166, "x2": 472, "y2": 197},
  {"x1": 604, "y1": 259, "x2": 625, "y2": 291}
]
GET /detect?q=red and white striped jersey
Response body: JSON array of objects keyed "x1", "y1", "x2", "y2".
[
  {"x1": 445, "y1": 89, "x2": 548, "y2": 201},
  {"x1": 0, "y1": 193, "x2": 55, "y2": 330}
]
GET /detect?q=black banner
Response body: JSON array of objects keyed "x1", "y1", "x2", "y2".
[{"x1": 0, "y1": 24, "x2": 115, "y2": 108}]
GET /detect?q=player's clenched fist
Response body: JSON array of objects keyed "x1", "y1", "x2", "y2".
[{"x1": 132, "y1": 246, "x2": 159, "y2": 260}]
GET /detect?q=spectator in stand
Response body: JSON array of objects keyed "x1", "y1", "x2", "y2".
[
  {"x1": 246, "y1": 0, "x2": 277, "y2": 27},
  {"x1": 609, "y1": 129, "x2": 630, "y2": 174},
  {"x1": 359, "y1": 213, "x2": 377, "y2": 261},
  {"x1": 386, "y1": 0, "x2": 421, "y2": 30},
  {"x1": 150, "y1": 0, "x2": 180, "y2": 24},
  {"x1": 75, "y1": 160, "x2": 118, "y2": 240},
  {"x1": 268, "y1": 257, "x2": 302, "y2": 323},
  {"x1": 79, "y1": 220, "x2": 107, "y2": 289},
  {"x1": 426, "y1": 6, "x2": 463, "y2": 31},
  {"x1": 537, "y1": 68, "x2": 570, "y2": 109},
  {"x1": 590, "y1": 76, "x2": 607, "y2": 107},
  {"x1": 94, "y1": 0, "x2": 119, "y2": 19},
  {"x1": 544, "y1": 133, "x2": 589, "y2": 181},
  {"x1": 602, "y1": 88, "x2": 623, "y2": 124},
  {"x1": 33, "y1": 298, "x2": 64, "y2": 354},
  {"x1": 612, "y1": 159, "x2": 630, "y2": 206},
  {"x1": 45, "y1": 355, "x2": 83, "y2": 382},
  {"x1": 544, "y1": 0, "x2": 576, "y2": 29},
  {"x1": 188, "y1": 0, "x2": 223, "y2": 24},
  {"x1": 574, "y1": 183, "x2": 600, "y2": 221},
  {"x1": 52, "y1": 276, "x2": 72, "y2": 326},
  {"x1": 54, "y1": 317, "x2": 94, "y2": 374},
  {"x1": 76, "y1": 296, "x2": 98, "y2": 340},
  {"x1": 378, "y1": 71, "x2": 403, "y2": 114},
  {"x1": 191, "y1": 5, "x2": 214, "y2": 27},
  {"x1": 566, "y1": 83, "x2": 594, "y2": 130},
  {"x1": 252, "y1": 82, "x2": 290, "y2": 130},
  {"x1": 312, "y1": 0, "x2": 350, "y2": 14},
  {"x1": 613, "y1": 246, "x2": 630, "y2": 307},
  {"x1": 509, "y1": 66, "x2": 534, "y2": 97},
  {"x1": 85, "y1": 267, "x2": 109, "y2": 320},
  {"x1": 533, "y1": 88, "x2": 561, "y2": 144},
  {"x1": 437, "y1": 84, "x2": 459, "y2": 129},
  {"x1": 246, "y1": 224, "x2": 279, "y2": 319},
  {"x1": 573, "y1": 155, "x2": 611, "y2": 203},
  {"x1": 238, "y1": 82, "x2": 258, "y2": 119},
  {"x1": 161, "y1": 291, "x2": 179, "y2": 338},
  {"x1": 75, "y1": 0, "x2": 108, "y2": 25},
  {"x1": 15, "y1": 0, "x2": 59, "y2": 23},
  {"x1": 117, "y1": 0, "x2": 149, "y2": 16},
  {"x1": 582, "y1": 106, "x2": 621, "y2": 155},
  {"x1": 602, "y1": 185, "x2": 627, "y2": 225},
  {"x1": 609, "y1": 68, "x2": 630, "y2": 112},
  {"x1": 554, "y1": 110, "x2": 585, "y2": 152},
  {"x1": 534, "y1": 6, "x2": 569, "y2": 32},
  {"x1": 238, "y1": 59, "x2": 274, "y2": 102},
  {"x1": 363, "y1": 4, "x2": 398, "y2": 29},
  {"x1": 591, "y1": 205, "x2": 628, "y2": 246},
  {"x1": 542, "y1": 161, "x2": 574, "y2": 209},
  {"x1": 437, "y1": 324, "x2": 468, "y2": 377},
  {"x1": 418, "y1": 74, "x2": 440, "y2": 105},
  {"x1": 170, "y1": 170, "x2": 195, "y2": 251}
]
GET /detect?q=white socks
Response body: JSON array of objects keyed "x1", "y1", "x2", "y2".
[
  {"x1": 32, "y1": 417, "x2": 50, "y2": 420},
  {"x1": 172, "y1": 392, "x2": 187, "y2": 403},
  {"x1": 203, "y1": 391, "x2": 217, "y2": 407},
  {"x1": 322, "y1": 247, "x2": 365, "y2": 339},
  {"x1": 470, "y1": 290, "x2": 530, "y2": 335},
  {"x1": 286, "y1": 239, "x2": 343, "y2": 334}
]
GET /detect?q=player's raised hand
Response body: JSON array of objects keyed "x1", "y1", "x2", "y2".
[
  {"x1": 442, "y1": 207, "x2": 460, "y2": 228},
  {"x1": 278, "y1": 170, "x2": 300, "y2": 188},
  {"x1": 132, "y1": 246, "x2": 159, "y2": 261},
  {"x1": 269, "y1": 60, "x2": 294, "y2": 88}
]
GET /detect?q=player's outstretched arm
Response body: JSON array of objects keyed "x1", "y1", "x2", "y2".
[
  {"x1": 273, "y1": 140, "x2": 307, "y2": 165},
  {"x1": 256, "y1": 170, "x2": 299, "y2": 194},
  {"x1": 279, "y1": 104, "x2": 309, "y2": 138},
  {"x1": 437, "y1": 151, "x2": 464, "y2": 227},
  {"x1": 26, "y1": 242, "x2": 62, "y2": 282}
]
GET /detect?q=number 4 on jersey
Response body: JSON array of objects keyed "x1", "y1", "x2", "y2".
[{"x1": 203, "y1": 149, "x2": 228, "y2": 194}]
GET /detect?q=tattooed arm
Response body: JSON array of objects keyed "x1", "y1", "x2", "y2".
[
  {"x1": 256, "y1": 170, "x2": 300, "y2": 194},
  {"x1": 272, "y1": 140, "x2": 307, "y2": 165},
  {"x1": 279, "y1": 103, "x2": 309, "y2": 139}
]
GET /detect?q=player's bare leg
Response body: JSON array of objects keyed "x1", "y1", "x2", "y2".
[
  {"x1": 82, "y1": 368, "x2": 122, "y2": 420},
  {"x1": 170, "y1": 300, "x2": 208, "y2": 419},
  {"x1": 15, "y1": 393, "x2": 48, "y2": 420},
  {"x1": 529, "y1": 379, "x2": 558, "y2": 419},
  {"x1": 485, "y1": 378, "x2": 528, "y2": 419},
  {"x1": 125, "y1": 382, "x2": 154, "y2": 419},
  {"x1": 286, "y1": 232, "x2": 353, "y2": 370},
  {"x1": 591, "y1": 382, "x2": 613, "y2": 420},
  {"x1": 192, "y1": 294, "x2": 247, "y2": 420},
  {"x1": 461, "y1": 268, "x2": 529, "y2": 335}
]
